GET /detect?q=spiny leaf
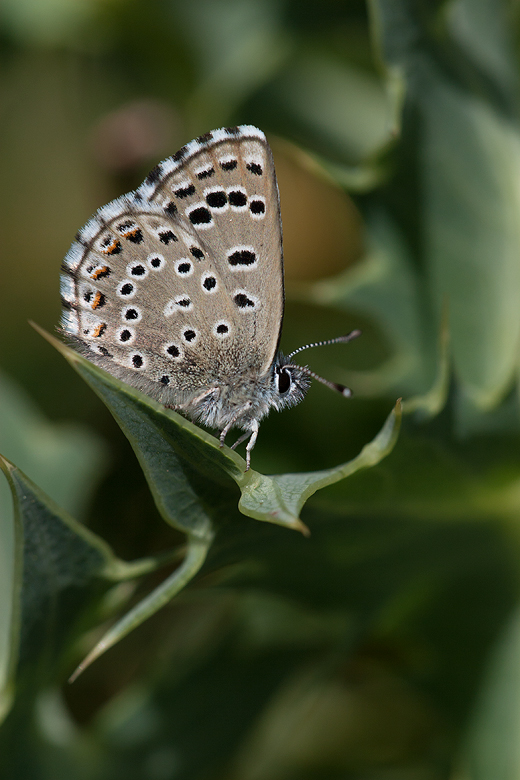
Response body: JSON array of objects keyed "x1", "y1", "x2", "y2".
[{"x1": 36, "y1": 325, "x2": 401, "y2": 534}]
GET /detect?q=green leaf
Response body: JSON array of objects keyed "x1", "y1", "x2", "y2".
[
  {"x1": 371, "y1": 0, "x2": 520, "y2": 410},
  {"x1": 0, "y1": 371, "x2": 108, "y2": 518},
  {"x1": 69, "y1": 533, "x2": 212, "y2": 681},
  {"x1": 305, "y1": 211, "x2": 437, "y2": 398},
  {"x1": 0, "y1": 456, "x2": 215, "y2": 715},
  {"x1": 34, "y1": 326, "x2": 232, "y2": 539},
  {"x1": 0, "y1": 455, "x2": 116, "y2": 724},
  {"x1": 12, "y1": 327, "x2": 402, "y2": 677},
  {"x1": 36, "y1": 326, "x2": 401, "y2": 535},
  {"x1": 0, "y1": 372, "x2": 108, "y2": 727},
  {"x1": 238, "y1": 397, "x2": 401, "y2": 526},
  {"x1": 462, "y1": 607, "x2": 520, "y2": 780},
  {"x1": 422, "y1": 76, "x2": 520, "y2": 410}
]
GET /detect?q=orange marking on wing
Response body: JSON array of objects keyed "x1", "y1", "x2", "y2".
[
  {"x1": 122, "y1": 228, "x2": 140, "y2": 239},
  {"x1": 101, "y1": 239, "x2": 121, "y2": 255},
  {"x1": 92, "y1": 323, "x2": 107, "y2": 338},
  {"x1": 92, "y1": 292, "x2": 104, "y2": 310},
  {"x1": 92, "y1": 266, "x2": 109, "y2": 279}
]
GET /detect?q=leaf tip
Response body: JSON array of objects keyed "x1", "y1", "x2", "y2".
[
  {"x1": 68, "y1": 666, "x2": 83, "y2": 685},
  {"x1": 0, "y1": 453, "x2": 13, "y2": 472},
  {"x1": 30, "y1": 321, "x2": 71, "y2": 357},
  {"x1": 68, "y1": 638, "x2": 109, "y2": 683},
  {"x1": 299, "y1": 520, "x2": 311, "y2": 537}
]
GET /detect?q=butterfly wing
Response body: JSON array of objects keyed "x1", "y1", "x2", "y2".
[
  {"x1": 140, "y1": 126, "x2": 284, "y2": 376},
  {"x1": 60, "y1": 126, "x2": 284, "y2": 406}
]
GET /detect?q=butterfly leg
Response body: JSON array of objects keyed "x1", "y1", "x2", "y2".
[
  {"x1": 223, "y1": 422, "x2": 258, "y2": 470},
  {"x1": 244, "y1": 421, "x2": 259, "y2": 471},
  {"x1": 228, "y1": 422, "x2": 259, "y2": 470},
  {"x1": 219, "y1": 420, "x2": 235, "y2": 448},
  {"x1": 167, "y1": 387, "x2": 220, "y2": 411},
  {"x1": 230, "y1": 431, "x2": 250, "y2": 450},
  {"x1": 219, "y1": 403, "x2": 253, "y2": 451}
]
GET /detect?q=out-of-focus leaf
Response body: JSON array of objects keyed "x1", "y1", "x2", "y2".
[
  {"x1": 264, "y1": 54, "x2": 395, "y2": 163},
  {"x1": 447, "y1": 0, "x2": 518, "y2": 99},
  {"x1": 0, "y1": 451, "x2": 184, "y2": 740},
  {"x1": 0, "y1": 373, "x2": 107, "y2": 727},
  {"x1": 0, "y1": 456, "x2": 115, "y2": 729},
  {"x1": 462, "y1": 606, "x2": 520, "y2": 780},
  {"x1": 179, "y1": 0, "x2": 289, "y2": 127},
  {"x1": 401, "y1": 305, "x2": 450, "y2": 419},
  {"x1": 0, "y1": 0, "x2": 95, "y2": 46},
  {"x1": 372, "y1": 0, "x2": 520, "y2": 411},
  {"x1": 422, "y1": 75, "x2": 520, "y2": 410},
  {"x1": 0, "y1": 372, "x2": 107, "y2": 518},
  {"x1": 305, "y1": 212, "x2": 434, "y2": 398}
]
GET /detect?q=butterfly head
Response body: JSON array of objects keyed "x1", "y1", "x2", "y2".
[
  {"x1": 272, "y1": 359, "x2": 312, "y2": 410},
  {"x1": 271, "y1": 329, "x2": 361, "y2": 411}
]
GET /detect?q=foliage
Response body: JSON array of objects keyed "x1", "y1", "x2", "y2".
[{"x1": 2, "y1": 1, "x2": 520, "y2": 778}]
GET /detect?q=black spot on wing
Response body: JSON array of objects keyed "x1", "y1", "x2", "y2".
[
  {"x1": 206, "y1": 190, "x2": 227, "y2": 208},
  {"x1": 234, "y1": 293, "x2": 255, "y2": 308},
  {"x1": 247, "y1": 162, "x2": 263, "y2": 175},
  {"x1": 228, "y1": 190, "x2": 247, "y2": 207},
  {"x1": 197, "y1": 167, "x2": 214, "y2": 180},
  {"x1": 175, "y1": 184, "x2": 196, "y2": 199},
  {"x1": 250, "y1": 199, "x2": 265, "y2": 215},
  {"x1": 189, "y1": 207, "x2": 212, "y2": 225},
  {"x1": 159, "y1": 230, "x2": 177, "y2": 244},
  {"x1": 220, "y1": 159, "x2": 237, "y2": 171},
  {"x1": 164, "y1": 201, "x2": 178, "y2": 215},
  {"x1": 228, "y1": 249, "x2": 256, "y2": 266}
]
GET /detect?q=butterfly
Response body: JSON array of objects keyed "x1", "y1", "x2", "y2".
[{"x1": 60, "y1": 125, "x2": 360, "y2": 469}]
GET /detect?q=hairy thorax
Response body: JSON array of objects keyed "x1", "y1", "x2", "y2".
[{"x1": 183, "y1": 371, "x2": 276, "y2": 432}]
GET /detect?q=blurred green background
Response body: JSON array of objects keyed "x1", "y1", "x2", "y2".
[{"x1": 3, "y1": 0, "x2": 520, "y2": 778}]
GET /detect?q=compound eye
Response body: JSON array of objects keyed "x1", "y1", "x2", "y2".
[{"x1": 278, "y1": 368, "x2": 291, "y2": 394}]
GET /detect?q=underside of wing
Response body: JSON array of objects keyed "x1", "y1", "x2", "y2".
[
  {"x1": 141, "y1": 126, "x2": 284, "y2": 375},
  {"x1": 60, "y1": 197, "x2": 244, "y2": 404},
  {"x1": 59, "y1": 126, "x2": 284, "y2": 412}
]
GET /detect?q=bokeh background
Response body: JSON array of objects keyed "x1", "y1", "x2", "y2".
[{"x1": 3, "y1": 1, "x2": 520, "y2": 778}]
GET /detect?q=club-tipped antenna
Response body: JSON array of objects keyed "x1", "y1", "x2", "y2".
[
  {"x1": 284, "y1": 329, "x2": 361, "y2": 398},
  {"x1": 286, "y1": 329, "x2": 361, "y2": 361},
  {"x1": 284, "y1": 364, "x2": 353, "y2": 396}
]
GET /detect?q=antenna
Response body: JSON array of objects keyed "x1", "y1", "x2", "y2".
[
  {"x1": 286, "y1": 329, "x2": 361, "y2": 361},
  {"x1": 284, "y1": 328, "x2": 361, "y2": 397},
  {"x1": 283, "y1": 364, "x2": 352, "y2": 396}
]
